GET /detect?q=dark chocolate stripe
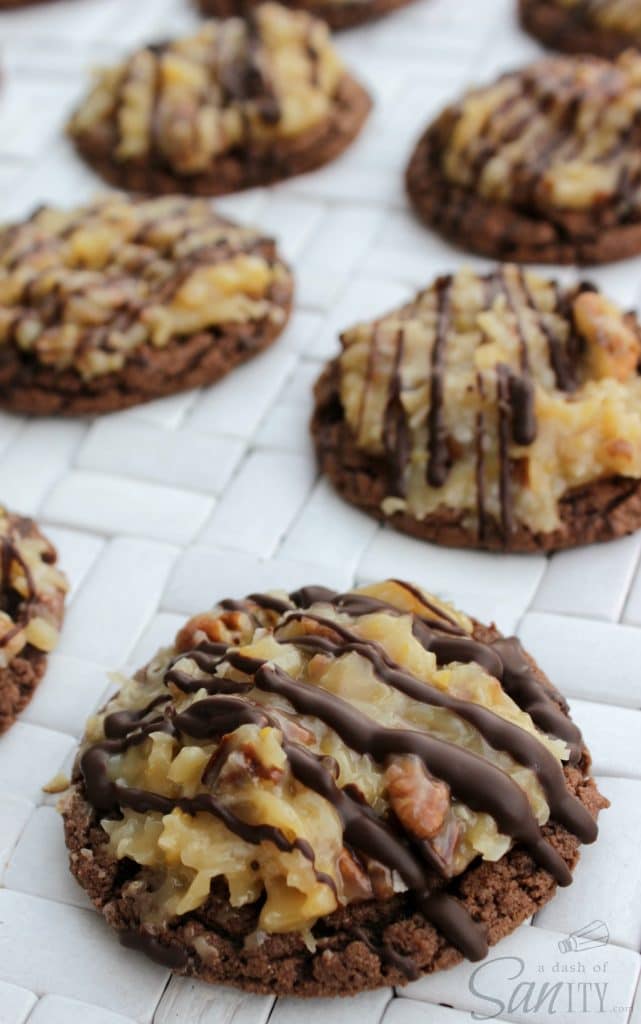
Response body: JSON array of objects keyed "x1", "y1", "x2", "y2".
[
  {"x1": 496, "y1": 363, "x2": 513, "y2": 540},
  {"x1": 173, "y1": 693, "x2": 488, "y2": 962},
  {"x1": 80, "y1": 724, "x2": 336, "y2": 896},
  {"x1": 277, "y1": 619, "x2": 593, "y2": 841},
  {"x1": 426, "y1": 276, "x2": 453, "y2": 487},
  {"x1": 382, "y1": 328, "x2": 409, "y2": 498},
  {"x1": 253, "y1": 663, "x2": 573, "y2": 885},
  {"x1": 492, "y1": 637, "x2": 583, "y2": 762}
]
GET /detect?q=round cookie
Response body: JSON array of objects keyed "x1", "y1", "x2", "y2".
[
  {"x1": 0, "y1": 507, "x2": 67, "y2": 733},
  {"x1": 0, "y1": 194, "x2": 293, "y2": 416},
  {"x1": 67, "y1": 3, "x2": 371, "y2": 196},
  {"x1": 313, "y1": 265, "x2": 641, "y2": 553},
  {"x1": 519, "y1": 0, "x2": 641, "y2": 58},
  {"x1": 62, "y1": 579, "x2": 605, "y2": 995},
  {"x1": 196, "y1": 0, "x2": 417, "y2": 32},
  {"x1": 406, "y1": 51, "x2": 641, "y2": 264},
  {"x1": 0, "y1": 1, "x2": 61, "y2": 7}
]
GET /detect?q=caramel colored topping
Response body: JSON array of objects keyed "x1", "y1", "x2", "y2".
[
  {"x1": 68, "y1": 4, "x2": 345, "y2": 173},
  {"x1": 0, "y1": 507, "x2": 67, "y2": 669},
  {"x1": 0, "y1": 195, "x2": 290, "y2": 380},
  {"x1": 76, "y1": 579, "x2": 595, "y2": 963},
  {"x1": 434, "y1": 51, "x2": 641, "y2": 215},
  {"x1": 336, "y1": 265, "x2": 641, "y2": 538}
]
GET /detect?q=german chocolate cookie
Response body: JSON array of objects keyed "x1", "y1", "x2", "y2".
[
  {"x1": 62, "y1": 580, "x2": 604, "y2": 996},
  {"x1": 0, "y1": 507, "x2": 67, "y2": 733},
  {"x1": 197, "y1": 0, "x2": 416, "y2": 32},
  {"x1": 0, "y1": 1, "x2": 60, "y2": 7},
  {"x1": 0, "y1": 194, "x2": 293, "y2": 416},
  {"x1": 313, "y1": 265, "x2": 641, "y2": 553},
  {"x1": 519, "y1": 0, "x2": 641, "y2": 59},
  {"x1": 67, "y1": 4, "x2": 371, "y2": 196},
  {"x1": 406, "y1": 51, "x2": 641, "y2": 264}
]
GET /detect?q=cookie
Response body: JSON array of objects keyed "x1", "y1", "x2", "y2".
[
  {"x1": 0, "y1": 1, "x2": 58, "y2": 7},
  {"x1": 313, "y1": 265, "x2": 641, "y2": 553},
  {"x1": 519, "y1": 0, "x2": 641, "y2": 58},
  {"x1": 0, "y1": 507, "x2": 67, "y2": 733},
  {"x1": 67, "y1": 3, "x2": 371, "y2": 196},
  {"x1": 196, "y1": 0, "x2": 416, "y2": 32},
  {"x1": 62, "y1": 579, "x2": 605, "y2": 996},
  {"x1": 0, "y1": 194, "x2": 293, "y2": 416},
  {"x1": 406, "y1": 51, "x2": 641, "y2": 264}
]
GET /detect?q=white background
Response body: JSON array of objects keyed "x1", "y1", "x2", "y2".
[{"x1": 0, "y1": 0, "x2": 640, "y2": 1021}]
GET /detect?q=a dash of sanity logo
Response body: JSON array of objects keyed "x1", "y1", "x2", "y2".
[{"x1": 466, "y1": 921, "x2": 625, "y2": 1020}]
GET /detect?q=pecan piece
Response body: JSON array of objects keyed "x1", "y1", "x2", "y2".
[
  {"x1": 337, "y1": 849, "x2": 373, "y2": 902},
  {"x1": 176, "y1": 610, "x2": 246, "y2": 652},
  {"x1": 574, "y1": 291, "x2": 641, "y2": 382},
  {"x1": 385, "y1": 755, "x2": 450, "y2": 840}
]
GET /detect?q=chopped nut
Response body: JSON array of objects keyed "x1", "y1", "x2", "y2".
[
  {"x1": 337, "y1": 849, "x2": 373, "y2": 902},
  {"x1": 43, "y1": 772, "x2": 70, "y2": 794},
  {"x1": 385, "y1": 755, "x2": 450, "y2": 840},
  {"x1": 176, "y1": 613, "x2": 226, "y2": 651},
  {"x1": 574, "y1": 291, "x2": 641, "y2": 382}
]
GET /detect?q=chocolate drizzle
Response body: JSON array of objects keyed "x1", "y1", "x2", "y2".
[
  {"x1": 168, "y1": 692, "x2": 488, "y2": 962},
  {"x1": 346, "y1": 268, "x2": 596, "y2": 540},
  {"x1": 426, "y1": 277, "x2": 453, "y2": 487},
  {"x1": 276, "y1": 612, "x2": 588, "y2": 834},
  {"x1": 383, "y1": 328, "x2": 409, "y2": 497},
  {"x1": 79, "y1": 582, "x2": 596, "y2": 972}
]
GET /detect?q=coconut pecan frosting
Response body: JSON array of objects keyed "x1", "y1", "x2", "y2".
[
  {"x1": 69, "y1": 579, "x2": 598, "y2": 970},
  {"x1": 0, "y1": 507, "x2": 67, "y2": 673},
  {"x1": 428, "y1": 51, "x2": 641, "y2": 222},
  {"x1": 0, "y1": 195, "x2": 291, "y2": 382},
  {"x1": 332, "y1": 265, "x2": 641, "y2": 540},
  {"x1": 67, "y1": 4, "x2": 348, "y2": 178}
]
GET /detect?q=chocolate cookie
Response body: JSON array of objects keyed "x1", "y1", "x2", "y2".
[
  {"x1": 406, "y1": 51, "x2": 641, "y2": 264},
  {"x1": 196, "y1": 0, "x2": 416, "y2": 32},
  {"x1": 0, "y1": 507, "x2": 67, "y2": 733},
  {"x1": 519, "y1": 0, "x2": 641, "y2": 58},
  {"x1": 0, "y1": 194, "x2": 293, "y2": 416},
  {"x1": 0, "y1": 1, "x2": 60, "y2": 7},
  {"x1": 313, "y1": 265, "x2": 641, "y2": 553},
  {"x1": 67, "y1": 3, "x2": 371, "y2": 196},
  {"x1": 62, "y1": 579, "x2": 605, "y2": 996}
]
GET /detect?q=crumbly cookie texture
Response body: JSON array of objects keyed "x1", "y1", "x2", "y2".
[
  {"x1": 0, "y1": 194, "x2": 292, "y2": 384},
  {"x1": 407, "y1": 51, "x2": 641, "y2": 263},
  {"x1": 318, "y1": 265, "x2": 641, "y2": 544},
  {"x1": 63, "y1": 580, "x2": 603, "y2": 992},
  {"x1": 67, "y1": 3, "x2": 370, "y2": 192},
  {"x1": 0, "y1": 507, "x2": 67, "y2": 732}
]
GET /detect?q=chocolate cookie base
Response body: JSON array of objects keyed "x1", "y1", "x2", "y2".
[
  {"x1": 519, "y1": 0, "x2": 636, "y2": 59},
  {"x1": 0, "y1": 649, "x2": 46, "y2": 735},
  {"x1": 406, "y1": 123, "x2": 641, "y2": 265},
  {"x1": 70, "y1": 75, "x2": 371, "y2": 196},
  {"x1": 197, "y1": 0, "x2": 417, "y2": 31},
  {"x1": 0, "y1": 286, "x2": 292, "y2": 417},
  {"x1": 313, "y1": 362, "x2": 641, "y2": 553},
  {"x1": 0, "y1": 0, "x2": 62, "y2": 7},
  {"x1": 62, "y1": 618, "x2": 605, "y2": 996},
  {"x1": 0, "y1": 518, "x2": 65, "y2": 734}
]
